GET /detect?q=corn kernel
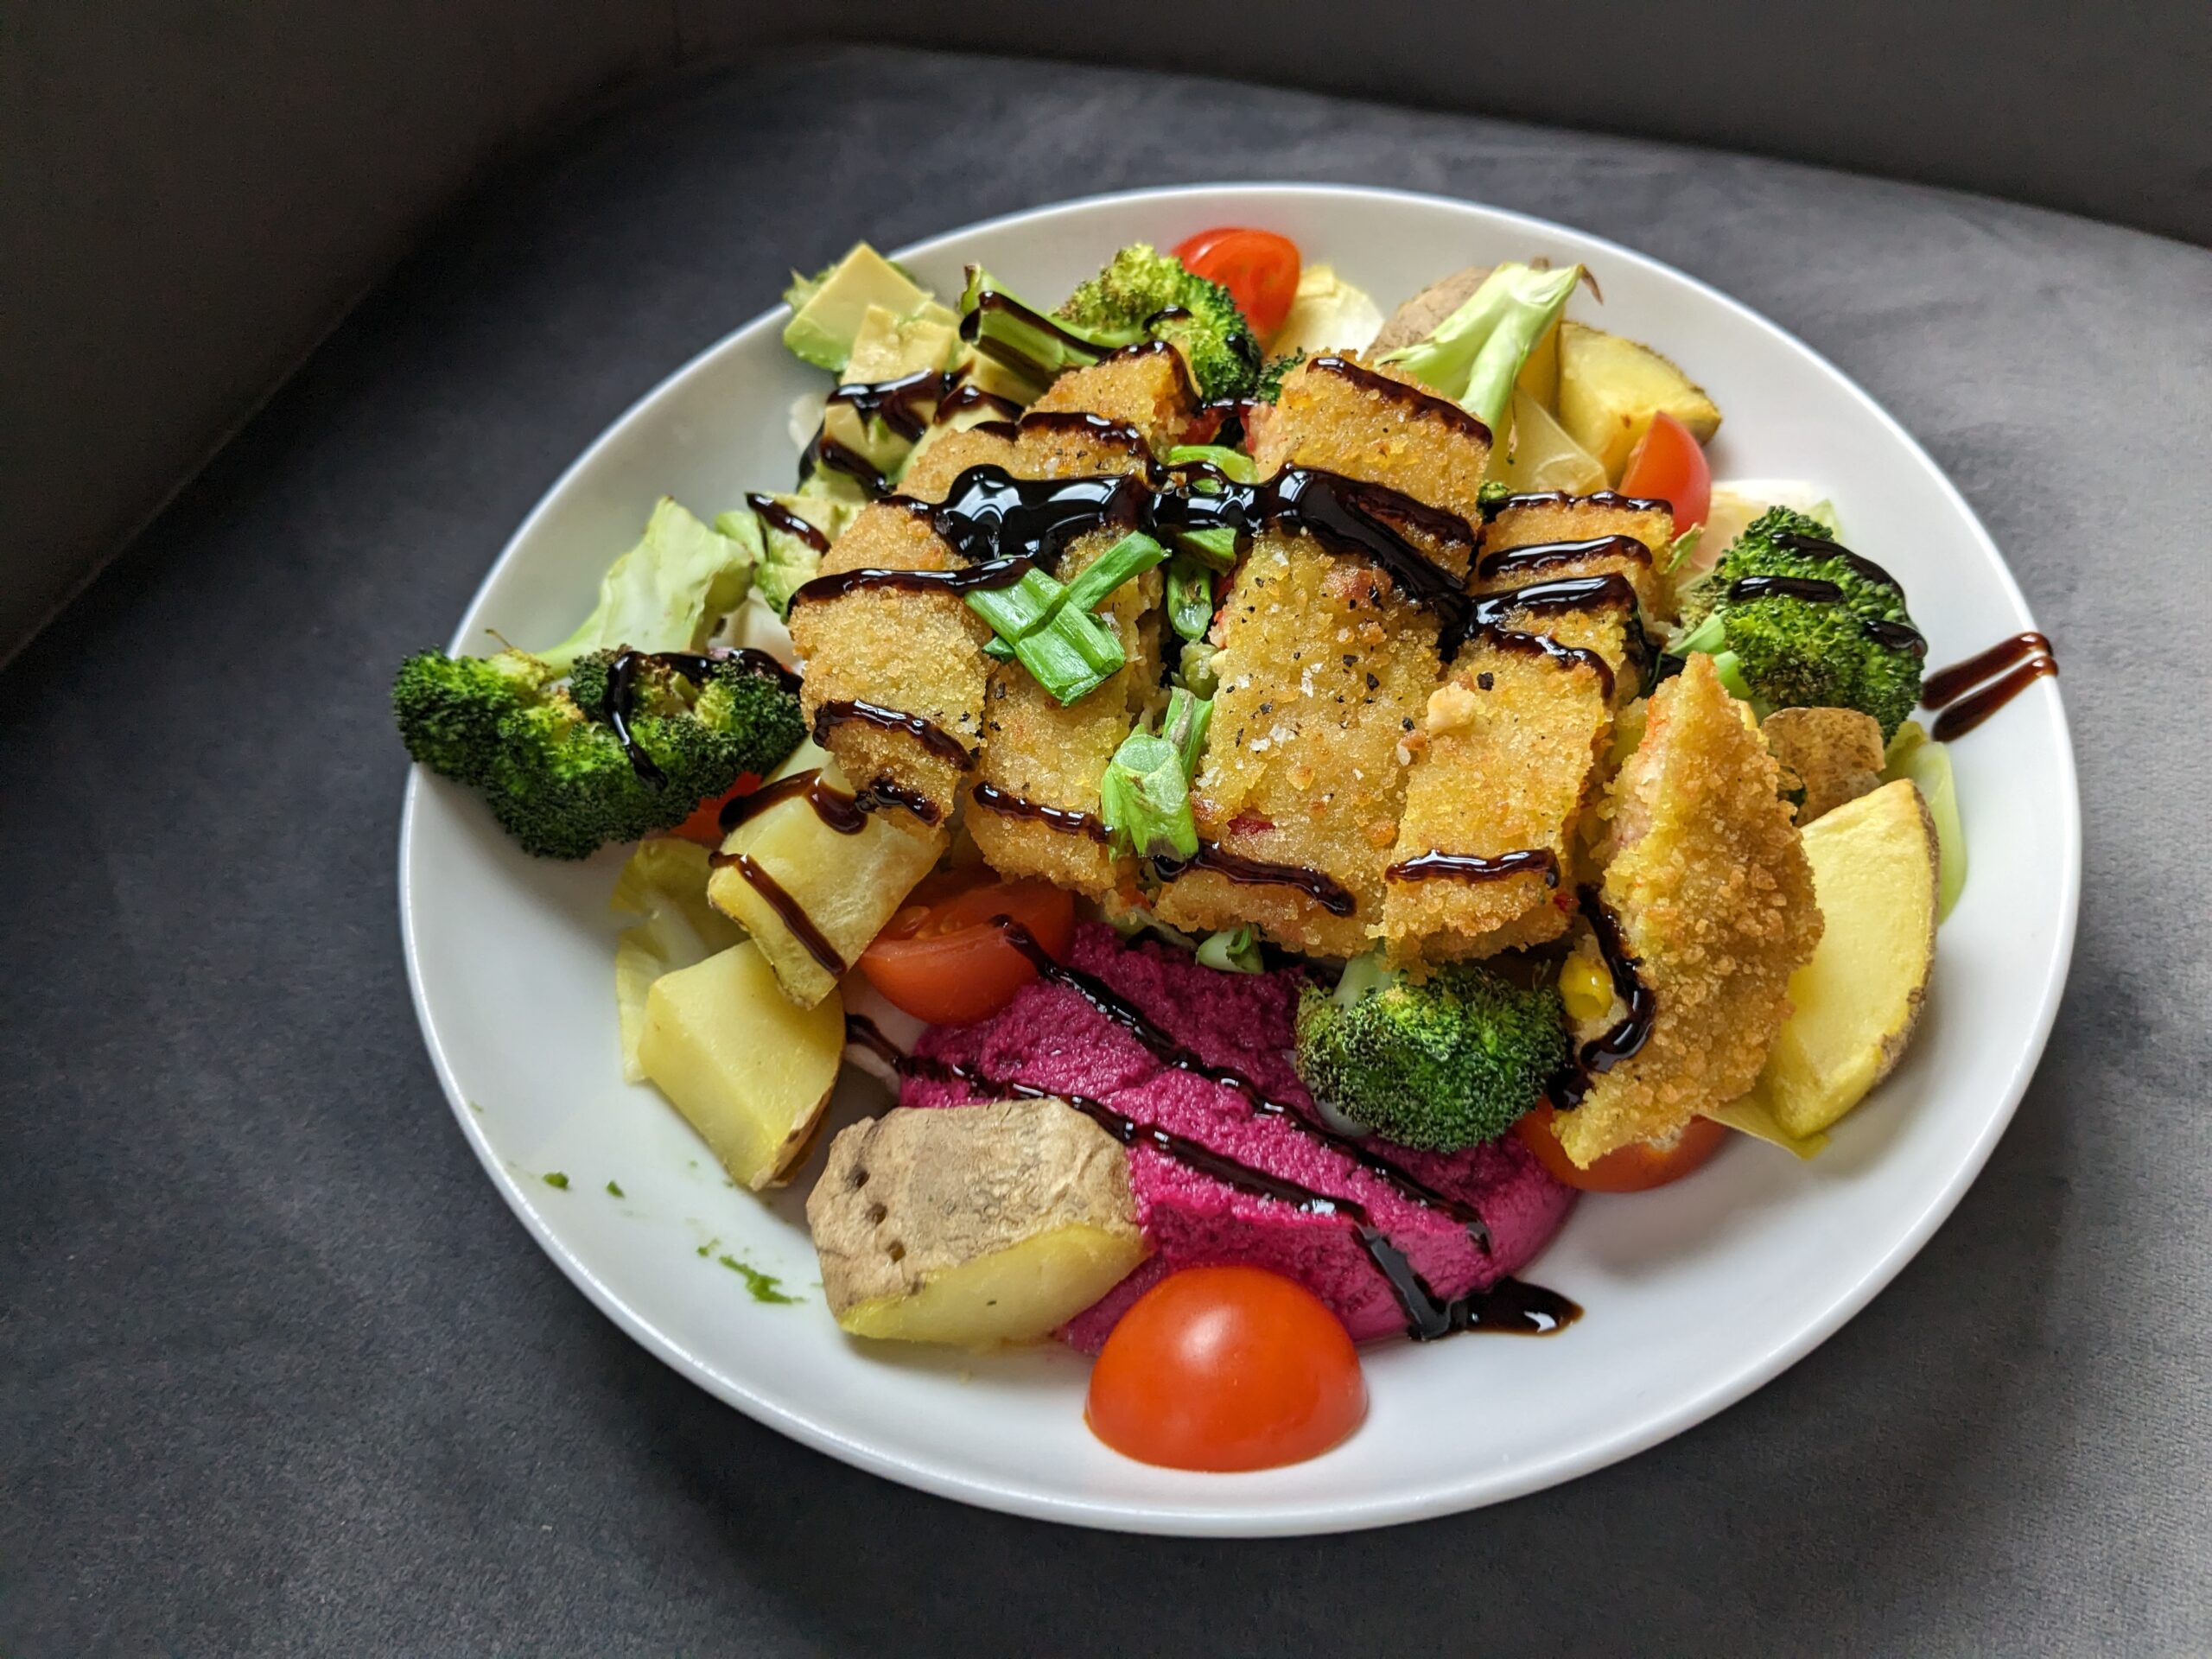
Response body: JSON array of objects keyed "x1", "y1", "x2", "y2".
[{"x1": 1560, "y1": 953, "x2": 1615, "y2": 1024}]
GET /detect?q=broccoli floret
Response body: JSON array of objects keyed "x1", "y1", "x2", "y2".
[
  {"x1": 1253, "y1": 350, "x2": 1305, "y2": 404},
  {"x1": 1052, "y1": 244, "x2": 1262, "y2": 402},
  {"x1": 1673, "y1": 507, "x2": 1925, "y2": 741},
  {"x1": 1294, "y1": 955, "x2": 1568, "y2": 1152},
  {"x1": 393, "y1": 648, "x2": 804, "y2": 859}
]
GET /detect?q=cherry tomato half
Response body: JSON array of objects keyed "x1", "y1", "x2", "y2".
[
  {"x1": 1515, "y1": 1101, "x2": 1730, "y2": 1193},
  {"x1": 857, "y1": 869, "x2": 1075, "y2": 1026},
  {"x1": 1617, "y1": 410, "x2": 1712, "y2": 533},
  {"x1": 1173, "y1": 228, "x2": 1302, "y2": 340},
  {"x1": 1086, "y1": 1266, "x2": 1365, "y2": 1472},
  {"x1": 667, "y1": 773, "x2": 762, "y2": 846}
]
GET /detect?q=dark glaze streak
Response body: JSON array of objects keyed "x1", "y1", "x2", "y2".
[
  {"x1": 931, "y1": 383, "x2": 1024, "y2": 427},
  {"x1": 854, "y1": 775, "x2": 943, "y2": 825},
  {"x1": 746, "y1": 493, "x2": 833, "y2": 551},
  {"x1": 1308, "y1": 355, "x2": 1494, "y2": 447},
  {"x1": 718, "y1": 767, "x2": 869, "y2": 836},
  {"x1": 989, "y1": 918, "x2": 1489, "y2": 1241},
  {"x1": 1478, "y1": 535, "x2": 1652, "y2": 582},
  {"x1": 1386, "y1": 849, "x2": 1560, "y2": 887},
  {"x1": 1548, "y1": 887, "x2": 1656, "y2": 1109},
  {"x1": 1103, "y1": 338, "x2": 1204, "y2": 407},
  {"x1": 1923, "y1": 631, "x2": 2058, "y2": 741},
  {"x1": 959, "y1": 289, "x2": 1106, "y2": 381},
  {"x1": 709, "y1": 851, "x2": 846, "y2": 975},
  {"x1": 969, "y1": 781, "x2": 1109, "y2": 842},
  {"x1": 601, "y1": 649, "x2": 801, "y2": 783},
  {"x1": 1151, "y1": 842, "x2": 1359, "y2": 918},
  {"x1": 920, "y1": 465, "x2": 1146, "y2": 570},
  {"x1": 1489, "y1": 487, "x2": 1669, "y2": 521},
  {"x1": 1728, "y1": 574, "x2": 1845, "y2": 604},
  {"x1": 1017, "y1": 409, "x2": 1150, "y2": 459},
  {"x1": 810, "y1": 699, "x2": 975, "y2": 768},
  {"x1": 1452, "y1": 574, "x2": 1643, "y2": 688},
  {"x1": 791, "y1": 556, "x2": 1037, "y2": 604},
  {"x1": 825, "y1": 369, "x2": 948, "y2": 442},
  {"x1": 842, "y1": 1009, "x2": 1578, "y2": 1341},
  {"x1": 1777, "y1": 531, "x2": 1903, "y2": 592}
]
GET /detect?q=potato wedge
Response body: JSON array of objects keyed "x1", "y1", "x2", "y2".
[
  {"x1": 1759, "y1": 779, "x2": 1939, "y2": 1138},
  {"x1": 1556, "y1": 320, "x2": 1723, "y2": 479},
  {"x1": 637, "y1": 941, "x2": 844, "y2": 1189},
  {"x1": 706, "y1": 741, "x2": 945, "y2": 1007},
  {"x1": 807, "y1": 1100, "x2": 1147, "y2": 1346}
]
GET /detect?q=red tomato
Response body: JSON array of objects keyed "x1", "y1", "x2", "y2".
[
  {"x1": 1172, "y1": 228, "x2": 1302, "y2": 340},
  {"x1": 1086, "y1": 1266, "x2": 1365, "y2": 1472},
  {"x1": 667, "y1": 773, "x2": 762, "y2": 845},
  {"x1": 1618, "y1": 410, "x2": 1712, "y2": 532},
  {"x1": 1515, "y1": 1102, "x2": 1730, "y2": 1193},
  {"x1": 857, "y1": 870, "x2": 1075, "y2": 1026}
]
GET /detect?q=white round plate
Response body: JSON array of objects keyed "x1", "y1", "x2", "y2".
[{"x1": 399, "y1": 184, "x2": 2078, "y2": 1535}]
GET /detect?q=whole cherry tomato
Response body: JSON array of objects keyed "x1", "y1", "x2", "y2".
[
  {"x1": 1086, "y1": 1266, "x2": 1365, "y2": 1471},
  {"x1": 1173, "y1": 228, "x2": 1302, "y2": 340}
]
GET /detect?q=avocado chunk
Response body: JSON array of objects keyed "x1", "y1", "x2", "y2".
[{"x1": 782, "y1": 244, "x2": 935, "y2": 373}]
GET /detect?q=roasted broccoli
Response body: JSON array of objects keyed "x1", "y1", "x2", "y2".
[
  {"x1": 1056, "y1": 244, "x2": 1262, "y2": 402},
  {"x1": 394, "y1": 647, "x2": 804, "y2": 859},
  {"x1": 958, "y1": 247, "x2": 1261, "y2": 402},
  {"x1": 1294, "y1": 954, "x2": 1569, "y2": 1152},
  {"x1": 1673, "y1": 507, "x2": 1925, "y2": 740}
]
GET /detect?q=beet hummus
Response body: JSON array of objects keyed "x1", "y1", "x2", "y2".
[{"x1": 899, "y1": 923, "x2": 1577, "y2": 1348}]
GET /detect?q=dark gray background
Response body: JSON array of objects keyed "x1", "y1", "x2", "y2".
[
  {"x1": 6, "y1": 1, "x2": 2208, "y2": 664},
  {"x1": 5, "y1": 44, "x2": 2209, "y2": 1656}
]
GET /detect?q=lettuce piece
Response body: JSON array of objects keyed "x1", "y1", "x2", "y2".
[
  {"x1": 540, "y1": 499, "x2": 753, "y2": 675},
  {"x1": 1270, "y1": 264, "x2": 1383, "y2": 358},
  {"x1": 1099, "y1": 689, "x2": 1211, "y2": 860},
  {"x1": 609, "y1": 840, "x2": 744, "y2": 1082},
  {"x1": 1377, "y1": 263, "x2": 1584, "y2": 436},
  {"x1": 1883, "y1": 720, "x2": 1967, "y2": 919},
  {"x1": 1195, "y1": 926, "x2": 1264, "y2": 975}
]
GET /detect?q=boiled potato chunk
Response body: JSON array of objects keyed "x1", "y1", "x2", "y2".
[
  {"x1": 637, "y1": 941, "x2": 844, "y2": 1190},
  {"x1": 1493, "y1": 386, "x2": 1609, "y2": 493},
  {"x1": 1556, "y1": 321, "x2": 1723, "y2": 479},
  {"x1": 1758, "y1": 779, "x2": 1938, "y2": 1138},
  {"x1": 808, "y1": 1100, "x2": 1148, "y2": 1346},
  {"x1": 706, "y1": 741, "x2": 944, "y2": 1007}
]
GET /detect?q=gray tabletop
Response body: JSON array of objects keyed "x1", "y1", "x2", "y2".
[{"x1": 4, "y1": 44, "x2": 2208, "y2": 1657}]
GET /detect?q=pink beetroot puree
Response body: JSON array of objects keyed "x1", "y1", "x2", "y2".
[{"x1": 900, "y1": 923, "x2": 1577, "y2": 1349}]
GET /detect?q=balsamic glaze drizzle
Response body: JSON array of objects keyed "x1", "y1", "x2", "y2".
[
  {"x1": 708, "y1": 850, "x2": 846, "y2": 974},
  {"x1": 810, "y1": 699, "x2": 974, "y2": 767},
  {"x1": 1385, "y1": 849, "x2": 1560, "y2": 887},
  {"x1": 969, "y1": 781, "x2": 1110, "y2": 842},
  {"x1": 747, "y1": 493, "x2": 833, "y2": 551},
  {"x1": 599, "y1": 648, "x2": 801, "y2": 785},
  {"x1": 1149, "y1": 842, "x2": 1360, "y2": 916},
  {"x1": 1548, "y1": 887, "x2": 1657, "y2": 1109},
  {"x1": 1922, "y1": 631, "x2": 2058, "y2": 740}
]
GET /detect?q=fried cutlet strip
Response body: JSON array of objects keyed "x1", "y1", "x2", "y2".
[
  {"x1": 1155, "y1": 359, "x2": 1489, "y2": 955},
  {"x1": 964, "y1": 366, "x2": 1193, "y2": 896},
  {"x1": 1027, "y1": 342, "x2": 1199, "y2": 454},
  {"x1": 1552, "y1": 653, "x2": 1821, "y2": 1166},
  {"x1": 1480, "y1": 491, "x2": 1678, "y2": 621},
  {"x1": 1154, "y1": 546, "x2": 1441, "y2": 957},
  {"x1": 1249, "y1": 354, "x2": 1494, "y2": 542},
  {"x1": 899, "y1": 424, "x2": 1017, "y2": 501},
  {"x1": 787, "y1": 501, "x2": 991, "y2": 830},
  {"x1": 1380, "y1": 640, "x2": 1610, "y2": 963}
]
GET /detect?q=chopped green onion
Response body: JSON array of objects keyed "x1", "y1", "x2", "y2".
[
  {"x1": 963, "y1": 536, "x2": 1168, "y2": 705},
  {"x1": 1166, "y1": 444, "x2": 1259, "y2": 485},
  {"x1": 1060, "y1": 531, "x2": 1167, "y2": 614},
  {"x1": 1099, "y1": 687, "x2": 1211, "y2": 861},
  {"x1": 1166, "y1": 555, "x2": 1215, "y2": 641}
]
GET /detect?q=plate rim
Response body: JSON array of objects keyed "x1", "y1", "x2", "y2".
[{"x1": 397, "y1": 181, "x2": 2081, "y2": 1535}]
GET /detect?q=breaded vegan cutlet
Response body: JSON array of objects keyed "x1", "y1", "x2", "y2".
[
  {"x1": 964, "y1": 365, "x2": 1192, "y2": 898},
  {"x1": 1482, "y1": 490, "x2": 1678, "y2": 622},
  {"x1": 1551, "y1": 652, "x2": 1821, "y2": 1166},
  {"x1": 786, "y1": 499, "x2": 992, "y2": 831},
  {"x1": 1157, "y1": 354, "x2": 1485, "y2": 957}
]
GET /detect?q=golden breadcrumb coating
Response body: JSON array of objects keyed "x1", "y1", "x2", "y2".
[
  {"x1": 1761, "y1": 706, "x2": 1886, "y2": 824},
  {"x1": 1154, "y1": 543, "x2": 1437, "y2": 957},
  {"x1": 899, "y1": 425, "x2": 1017, "y2": 501},
  {"x1": 787, "y1": 502, "x2": 990, "y2": 830},
  {"x1": 1484, "y1": 492, "x2": 1678, "y2": 621},
  {"x1": 1249, "y1": 354, "x2": 1492, "y2": 558},
  {"x1": 1027, "y1": 344, "x2": 1198, "y2": 454},
  {"x1": 1553, "y1": 653, "x2": 1822, "y2": 1165},
  {"x1": 1382, "y1": 639, "x2": 1611, "y2": 963}
]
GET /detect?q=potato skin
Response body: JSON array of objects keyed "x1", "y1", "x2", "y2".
[{"x1": 806, "y1": 1100, "x2": 1143, "y2": 1331}]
